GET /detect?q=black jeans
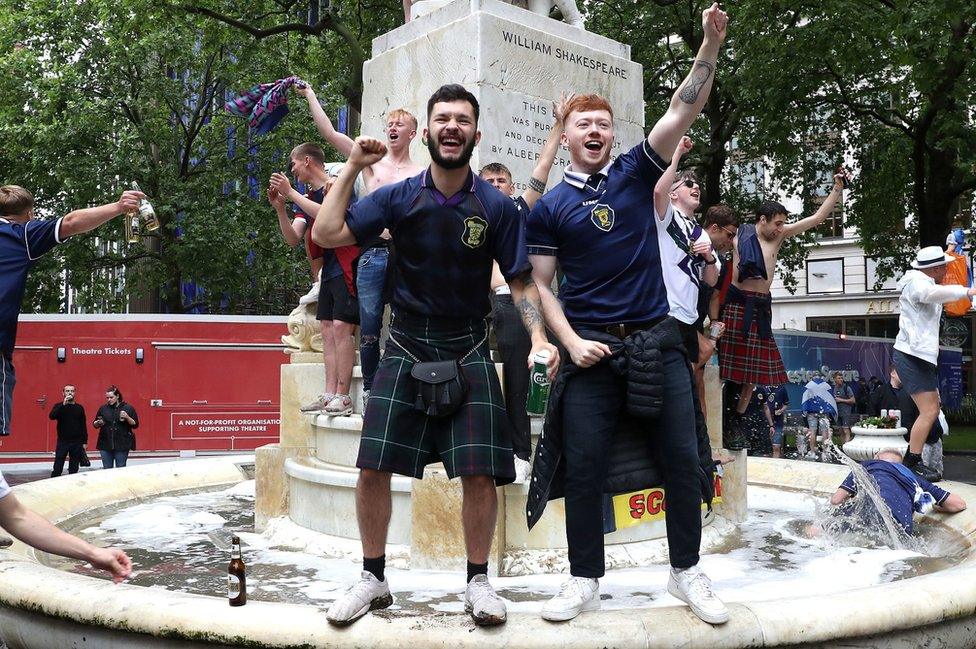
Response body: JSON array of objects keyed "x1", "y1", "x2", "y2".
[
  {"x1": 51, "y1": 442, "x2": 85, "y2": 477},
  {"x1": 562, "y1": 346, "x2": 702, "y2": 576},
  {"x1": 491, "y1": 293, "x2": 532, "y2": 461}
]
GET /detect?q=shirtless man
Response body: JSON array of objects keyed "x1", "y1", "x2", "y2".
[
  {"x1": 718, "y1": 171, "x2": 847, "y2": 448},
  {"x1": 297, "y1": 84, "x2": 424, "y2": 409}
]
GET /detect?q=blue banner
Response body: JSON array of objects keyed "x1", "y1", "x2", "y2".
[{"x1": 771, "y1": 331, "x2": 963, "y2": 411}]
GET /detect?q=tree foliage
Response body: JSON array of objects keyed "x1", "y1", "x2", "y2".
[{"x1": 0, "y1": 0, "x2": 387, "y2": 314}]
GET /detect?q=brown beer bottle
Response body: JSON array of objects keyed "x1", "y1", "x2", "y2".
[{"x1": 228, "y1": 535, "x2": 246, "y2": 606}]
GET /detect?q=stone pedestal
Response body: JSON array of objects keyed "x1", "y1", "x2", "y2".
[
  {"x1": 409, "y1": 468, "x2": 505, "y2": 575},
  {"x1": 254, "y1": 353, "x2": 322, "y2": 531},
  {"x1": 361, "y1": 0, "x2": 644, "y2": 191}
]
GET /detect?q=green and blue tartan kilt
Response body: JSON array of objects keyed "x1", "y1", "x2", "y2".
[{"x1": 356, "y1": 312, "x2": 516, "y2": 485}]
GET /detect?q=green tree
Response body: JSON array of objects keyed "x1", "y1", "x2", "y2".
[
  {"x1": 0, "y1": 0, "x2": 355, "y2": 313},
  {"x1": 586, "y1": 0, "x2": 743, "y2": 211},
  {"x1": 733, "y1": 0, "x2": 976, "y2": 282}
]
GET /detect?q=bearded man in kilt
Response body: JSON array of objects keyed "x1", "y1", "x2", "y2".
[
  {"x1": 313, "y1": 84, "x2": 557, "y2": 628},
  {"x1": 718, "y1": 171, "x2": 848, "y2": 448}
]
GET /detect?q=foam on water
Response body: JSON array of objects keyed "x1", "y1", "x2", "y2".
[{"x1": 51, "y1": 479, "x2": 966, "y2": 614}]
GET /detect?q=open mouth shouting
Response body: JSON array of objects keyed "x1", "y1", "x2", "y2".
[
  {"x1": 583, "y1": 139, "x2": 604, "y2": 154},
  {"x1": 438, "y1": 131, "x2": 465, "y2": 156},
  {"x1": 388, "y1": 130, "x2": 400, "y2": 143}
]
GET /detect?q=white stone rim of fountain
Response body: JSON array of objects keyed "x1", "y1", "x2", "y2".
[{"x1": 0, "y1": 457, "x2": 974, "y2": 648}]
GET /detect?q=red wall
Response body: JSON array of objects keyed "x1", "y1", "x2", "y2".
[{"x1": 6, "y1": 316, "x2": 288, "y2": 460}]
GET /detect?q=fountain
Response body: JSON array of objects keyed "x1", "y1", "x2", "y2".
[{"x1": 1, "y1": 1, "x2": 975, "y2": 646}]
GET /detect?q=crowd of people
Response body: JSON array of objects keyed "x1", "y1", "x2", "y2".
[{"x1": 0, "y1": 0, "x2": 970, "y2": 630}]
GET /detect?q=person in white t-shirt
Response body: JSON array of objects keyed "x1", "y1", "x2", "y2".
[
  {"x1": 652, "y1": 136, "x2": 719, "y2": 364},
  {"x1": 0, "y1": 469, "x2": 131, "y2": 582}
]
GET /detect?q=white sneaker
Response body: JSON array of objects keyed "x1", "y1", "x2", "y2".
[
  {"x1": 513, "y1": 456, "x2": 532, "y2": 484},
  {"x1": 541, "y1": 576, "x2": 600, "y2": 622},
  {"x1": 300, "y1": 393, "x2": 333, "y2": 413},
  {"x1": 298, "y1": 281, "x2": 320, "y2": 305},
  {"x1": 324, "y1": 394, "x2": 354, "y2": 416},
  {"x1": 326, "y1": 571, "x2": 393, "y2": 627},
  {"x1": 464, "y1": 574, "x2": 507, "y2": 626},
  {"x1": 667, "y1": 566, "x2": 729, "y2": 624}
]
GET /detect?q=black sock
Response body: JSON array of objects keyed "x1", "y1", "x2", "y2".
[
  {"x1": 467, "y1": 560, "x2": 488, "y2": 583},
  {"x1": 903, "y1": 451, "x2": 921, "y2": 467},
  {"x1": 363, "y1": 555, "x2": 386, "y2": 582}
]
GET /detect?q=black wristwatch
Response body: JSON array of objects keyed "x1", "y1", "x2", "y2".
[{"x1": 704, "y1": 256, "x2": 717, "y2": 265}]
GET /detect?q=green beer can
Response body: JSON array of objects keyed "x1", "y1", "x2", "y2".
[{"x1": 526, "y1": 350, "x2": 551, "y2": 416}]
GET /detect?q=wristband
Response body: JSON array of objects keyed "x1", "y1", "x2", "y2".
[
  {"x1": 527, "y1": 176, "x2": 547, "y2": 194},
  {"x1": 704, "y1": 256, "x2": 717, "y2": 265}
]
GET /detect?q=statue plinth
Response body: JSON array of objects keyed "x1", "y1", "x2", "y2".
[{"x1": 361, "y1": 0, "x2": 644, "y2": 192}]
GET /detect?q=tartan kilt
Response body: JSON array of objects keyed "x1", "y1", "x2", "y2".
[
  {"x1": 719, "y1": 299, "x2": 788, "y2": 385},
  {"x1": 356, "y1": 313, "x2": 516, "y2": 485}
]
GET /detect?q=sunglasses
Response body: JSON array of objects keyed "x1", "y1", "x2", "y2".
[{"x1": 671, "y1": 179, "x2": 700, "y2": 190}]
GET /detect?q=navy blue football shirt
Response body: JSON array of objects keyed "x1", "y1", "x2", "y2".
[
  {"x1": 0, "y1": 217, "x2": 63, "y2": 355},
  {"x1": 525, "y1": 139, "x2": 670, "y2": 326},
  {"x1": 345, "y1": 169, "x2": 529, "y2": 319}
]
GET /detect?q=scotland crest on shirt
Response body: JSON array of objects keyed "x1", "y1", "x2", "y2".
[
  {"x1": 462, "y1": 216, "x2": 489, "y2": 249},
  {"x1": 590, "y1": 204, "x2": 615, "y2": 232}
]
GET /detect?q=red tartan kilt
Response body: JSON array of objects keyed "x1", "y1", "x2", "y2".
[{"x1": 719, "y1": 299, "x2": 788, "y2": 385}]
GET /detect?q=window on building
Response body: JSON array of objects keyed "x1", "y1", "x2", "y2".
[
  {"x1": 867, "y1": 316, "x2": 899, "y2": 340},
  {"x1": 845, "y1": 319, "x2": 868, "y2": 337},
  {"x1": 808, "y1": 318, "x2": 843, "y2": 334},
  {"x1": 806, "y1": 258, "x2": 845, "y2": 294}
]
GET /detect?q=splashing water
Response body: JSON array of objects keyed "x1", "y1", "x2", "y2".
[{"x1": 812, "y1": 443, "x2": 914, "y2": 553}]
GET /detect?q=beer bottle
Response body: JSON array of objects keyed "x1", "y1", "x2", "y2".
[
  {"x1": 228, "y1": 535, "x2": 246, "y2": 606},
  {"x1": 124, "y1": 211, "x2": 141, "y2": 244},
  {"x1": 130, "y1": 181, "x2": 160, "y2": 231}
]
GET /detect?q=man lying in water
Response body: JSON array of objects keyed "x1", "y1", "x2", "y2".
[{"x1": 828, "y1": 449, "x2": 966, "y2": 535}]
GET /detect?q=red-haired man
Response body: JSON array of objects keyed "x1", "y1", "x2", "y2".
[{"x1": 524, "y1": 3, "x2": 730, "y2": 625}]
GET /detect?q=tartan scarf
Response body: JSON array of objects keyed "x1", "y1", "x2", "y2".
[{"x1": 224, "y1": 76, "x2": 306, "y2": 135}]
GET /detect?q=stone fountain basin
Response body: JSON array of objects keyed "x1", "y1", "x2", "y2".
[{"x1": 0, "y1": 456, "x2": 973, "y2": 648}]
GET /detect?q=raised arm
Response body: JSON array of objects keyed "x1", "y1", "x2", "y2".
[
  {"x1": 521, "y1": 93, "x2": 572, "y2": 210},
  {"x1": 295, "y1": 84, "x2": 355, "y2": 158},
  {"x1": 915, "y1": 281, "x2": 976, "y2": 305},
  {"x1": 268, "y1": 184, "x2": 303, "y2": 247},
  {"x1": 313, "y1": 137, "x2": 385, "y2": 247},
  {"x1": 59, "y1": 190, "x2": 143, "y2": 239},
  {"x1": 653, "y1": 136, "x2": 693, "y2": 220},
  {"x1": 269, "y1": 172, "x2": 326, "y2": 221},
  {"x1": 782, "y1": 172, "x2": 847, "y2": 238},
  {"x1": 647, "y1": 3, "x2": 727, "y2": 161}
]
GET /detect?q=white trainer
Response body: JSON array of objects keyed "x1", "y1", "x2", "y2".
[
  {"x1": 299, "y1": 393, "x2": 333, "y2": 413},
  {"x1": 513, "y1": 455, "x2": 532, "y2": 484},
  {"x1": 324, "y1": 394, "x2": 354, "y2": 416},
  {"x1": 326, "y1": 571, "x2": 393, "y2": 627},
  {"x1": 541, "y1": 576, "x2": 600, "y2": 622},
  {"x1": 667, "y1": 565, "x2": 729, "y2": 624},
  {"x1": 464, "y1": 574, "x2": 507, "y2": 626}
]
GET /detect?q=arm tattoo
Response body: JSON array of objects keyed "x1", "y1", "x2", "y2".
[
  {"x1": 527, "y1": 176, "x2": 547, "y2": 194},
  {"x1": 678, "y1": 60, "x2": 715, "y2": 104},
  {"x1": 517, "y1": 295, "x2": 544, "y2": 331},
  {"x1": 515, "y1": 271, "x2": 543, "y2": 331}
]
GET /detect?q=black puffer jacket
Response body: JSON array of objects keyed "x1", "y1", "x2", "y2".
[{"x1": 527, "y1": 318, "x2": 715, "y2": 530}]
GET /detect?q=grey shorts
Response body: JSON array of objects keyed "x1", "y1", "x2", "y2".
[{"x1": 893, "y1": 349, "x2": 939, "y2": 394}]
